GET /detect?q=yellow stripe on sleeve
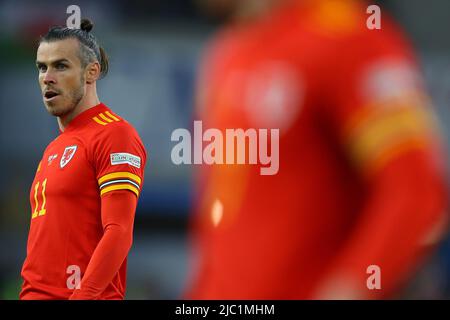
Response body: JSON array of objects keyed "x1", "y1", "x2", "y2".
[
  {"x1": 368, "y1": 137, "x2": 429, "y2": 174},
  {"x1": 98, "y1": 171, "x2": 142, "y2": 185},
  {"x1": 344, "y1": 105, "x2": 438, "y2": 174},
  {"x1": 100, "y1": 184, "x2": 140, "y2": 197}
]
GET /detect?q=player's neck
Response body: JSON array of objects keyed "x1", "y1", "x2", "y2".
[{"x1": 58, "y1": 87, "x2": 100, "y2": 132}]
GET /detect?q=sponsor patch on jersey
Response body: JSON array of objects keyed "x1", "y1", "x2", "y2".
[
  {"x1": 361, "y1": 59, "x2": 423, "y2": 105},
  {"x1": 60, "y1": 146, "x2": 77, "y2": 168},
  {"x1": 110, "y1": 153, "x2": 141, "y2": 168}
]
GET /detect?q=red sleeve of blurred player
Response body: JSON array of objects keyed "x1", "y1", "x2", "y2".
[{"x1": 315, "y1": 21, "x2": 449, "y2": 298}]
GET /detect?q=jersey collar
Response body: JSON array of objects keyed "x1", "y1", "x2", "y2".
[{"x1": 60, "y1": 103, "x2": 109, "y2": 134}]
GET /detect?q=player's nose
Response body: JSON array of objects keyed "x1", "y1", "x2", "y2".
[{"x1": 43, "y1": 71, "x2": 56, "y2": 85}]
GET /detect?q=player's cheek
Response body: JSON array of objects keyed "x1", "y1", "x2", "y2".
[
  {"x1": 62, "y1": 73, "x2": 75, "y2": 93},
  {"x1": 38, "y1": 74, "x2": 44, "y2": 87}
]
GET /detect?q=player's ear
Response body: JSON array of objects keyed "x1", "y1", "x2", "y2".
[{"x1": 85, "y1": 61, "x2": 101, "y2": 84}]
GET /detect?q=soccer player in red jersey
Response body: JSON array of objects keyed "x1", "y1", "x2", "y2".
[
  {"x1": 186, "y1": 0, "x2": 449, "y2": 299},
  {"x1": 20, "y1": 19, "x2": 147, "y2": 300}
]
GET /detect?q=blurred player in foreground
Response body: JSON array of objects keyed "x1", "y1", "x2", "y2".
[
  {"x1": 186, "y1": 0, "x2": 449, "y2": 299},
  {"x1": 20, "y1": 19, "x2": 147, "y2": 299}
]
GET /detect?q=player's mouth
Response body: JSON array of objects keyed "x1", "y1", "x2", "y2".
[{"x1": 44, "y1": 90, "x2": 60, "y2": 102}]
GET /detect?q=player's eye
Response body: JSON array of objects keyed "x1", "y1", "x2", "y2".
[
  {"x1": 37, "y1": 64, "x2": 47, "y2": 72},
  {"x1": 56, "y1": 63, "x2": 67, "y2": 70}
]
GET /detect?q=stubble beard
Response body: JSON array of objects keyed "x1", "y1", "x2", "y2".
[{"x1": 45, "y1": 76, "x2": 85, "y2": 119}]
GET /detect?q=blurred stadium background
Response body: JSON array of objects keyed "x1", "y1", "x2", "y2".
[{"x1": 0, "y1": 0, "x2": 449, "y2": 299}]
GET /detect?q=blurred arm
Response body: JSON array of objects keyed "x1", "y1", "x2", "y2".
[{"x1": 315, "y1": 104, "x2": 449, "y2": 299}]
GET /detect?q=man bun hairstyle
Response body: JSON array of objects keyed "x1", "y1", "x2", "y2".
[
  {"x1": 80, "y1": 19, "x2": 93, "y2": 32},
  {"x1": 40, "y1": 18, "x2": 109, "y2": 79}
]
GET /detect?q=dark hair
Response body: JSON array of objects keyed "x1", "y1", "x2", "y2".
[{"x1": 40, "y1": 18, "x2": 109, "y2": 79}]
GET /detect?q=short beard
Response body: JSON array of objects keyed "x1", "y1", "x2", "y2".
[{"x1": 46, "y1": 75, "x2": 85, "y2": 118}]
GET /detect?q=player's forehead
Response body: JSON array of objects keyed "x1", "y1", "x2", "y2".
[{"x1": 36, "y1": 38, "x2": 81, "y2": 65}]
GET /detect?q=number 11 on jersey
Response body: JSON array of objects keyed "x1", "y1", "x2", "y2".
[{"x1": 32, "y1": 178, "x2": 47, "y2": 219}]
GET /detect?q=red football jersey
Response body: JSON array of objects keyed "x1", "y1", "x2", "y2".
[
  {"x1": 187, "y1": 0, "x2": 448, "y2": 299},
  {"x1": 20, "y1": 103, "x2": 147, "y2": 299}
]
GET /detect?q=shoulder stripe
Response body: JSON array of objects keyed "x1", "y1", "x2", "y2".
[
  {"x1": 99, "y1": 113, "x2": 114, "y2": 123},
  {"x1": 105, "y1": 111, "x2": 120, "y2": 122},
  {"x1": 93, "y1": 116, "x2": 108, "y2": 126},
  {"x1": 98, "y1": 171, "x2": 142, "y2": 185},
  {"x1": 100, "y1": 184, "x2": 139, "y2": 197},
  {"x1": 92, "y1": 111, "x2": 121, "y2": 126}
]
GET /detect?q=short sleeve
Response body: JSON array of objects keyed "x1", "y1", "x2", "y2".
[{"x1": 93, "y1": 124, "x2": 147, "y2": 197}]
